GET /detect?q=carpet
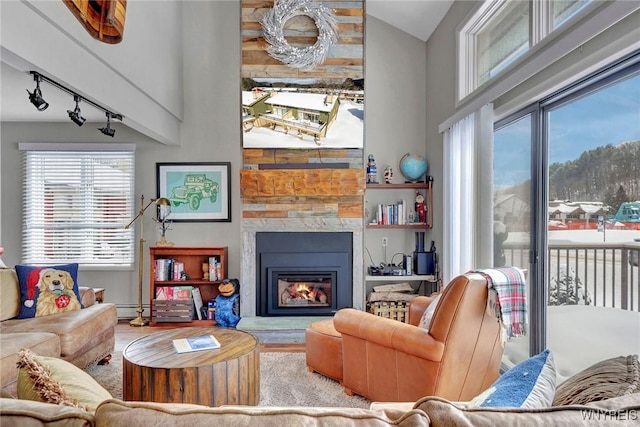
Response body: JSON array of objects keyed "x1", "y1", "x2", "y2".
[{"x1": 85, "y1": 351, "x2": 371, "y2": 408}]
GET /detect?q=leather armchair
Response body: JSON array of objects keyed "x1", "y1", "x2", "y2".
[{"x1": 333, "y1": 272, "x2": 503, "y2": 402}]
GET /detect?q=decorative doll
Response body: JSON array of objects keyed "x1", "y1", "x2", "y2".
[
  {"x1": 384, "y1": 166, "x2": 393, "y2": 184},
  {"x1": 415, "y1": 191, "x2": 426, "y2": 224},
  {"x1": 366, "y1": 154, "x2": 378, "y2": 184}
]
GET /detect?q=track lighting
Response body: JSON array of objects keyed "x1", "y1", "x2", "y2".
[
  {"x1": 26, "y1": 74, "x2": 49, "y2": 111},
  {"x1": 27, "y1": 71, "x2": 124, "y2": 135},
  {"x1": 67, "y1": 96, "x2": 86, "y2": 126},
  {"x1": 99, "y1": 112, "x2": 116, "y2": 137}
]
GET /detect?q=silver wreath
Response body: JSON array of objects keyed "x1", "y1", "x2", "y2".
[{"x1": 261, "y1": 0, "x2": 338, "y2": 71}]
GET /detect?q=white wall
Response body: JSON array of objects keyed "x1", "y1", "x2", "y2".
[
  {"x1": 424, "y1": 1, "x2": 477, "y2": 268},
  {"x1": 1, "y1": 3, "x2": 429, "y2": 318},
  {"x1": 364, "y1": 16, "x2": 429, "y2": 268}
]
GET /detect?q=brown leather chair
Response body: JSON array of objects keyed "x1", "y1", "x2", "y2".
[{"x1": 333, "y1": 272, "x2": 504, "y2": 402}]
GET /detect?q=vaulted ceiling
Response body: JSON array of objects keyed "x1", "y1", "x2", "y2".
[{"x1": 1, "y1": 1, "x2": 452, "y2": 124}]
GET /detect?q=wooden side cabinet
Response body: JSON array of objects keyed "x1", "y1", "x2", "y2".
[{"x1": 149, "y1": 246, "x2": 228, "y2": 327}]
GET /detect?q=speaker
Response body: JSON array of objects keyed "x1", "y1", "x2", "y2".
[{"x1": 413, "y1": 251, "x2": 435, "y2": 275}]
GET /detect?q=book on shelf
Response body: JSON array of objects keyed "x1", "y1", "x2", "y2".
[
  {"x1": 172, "y1": 334, "x2": 220, "y2": 353},
  {"x1": 155, "y1": 258, "x2": 179, "y2": 281},
  {"x1": 155, "y1": 285, "x2": 193, "y2": 300},
  {"x1": 375, "y1": 201, "x2": 409, "y2": 225},
  {"x1": 192, "y1": 287, "x2": 204, "y2": 320},
  {"x1": 173, "y1": 262, "x2": 184, "y2": 281},
  {"x1": 208, "y1": 256, "x2": 221, "y2": 281},
  {"x1": 173, "y1": 285, "x2": 193, "y2": 300}
]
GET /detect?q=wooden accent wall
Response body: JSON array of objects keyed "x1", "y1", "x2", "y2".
[
  {"x1": 241, "y1": 149, "x2": 364, "y2": 219},
  {"x1": 240, "y1": 0, "x2": 365, "y2": 221},
  {"x1": 241, "y1": 0, "x2": 364, "y2": 79}
]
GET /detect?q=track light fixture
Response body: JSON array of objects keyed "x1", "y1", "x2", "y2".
[
  {"x1": 67, "y1": 95, "x2": 86, "y2": 126},
  {"x1": 99, "y1": 112, "x2": 116, "y2": 137},
  {"x1": 27, "y1": 74, "x2": 49, "y2": 111},
  {"x1": 27, "y1": 71, "x2": 124, "y2": 135}
]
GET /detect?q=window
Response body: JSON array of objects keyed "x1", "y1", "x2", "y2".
[
  {"x1": 20, "y1": 144, "x2": 135, "y2": 268},
  {"x1": 458, "y1": 0, "x2": 591, "y2": 100}
]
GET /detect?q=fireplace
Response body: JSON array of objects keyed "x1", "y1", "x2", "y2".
[{"x1": 256, "y1": 232, "x2": 353, "y2": 316}]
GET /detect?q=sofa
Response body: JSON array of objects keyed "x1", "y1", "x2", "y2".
[
  {"x1": 0, "y1": 268, "x2": 118, "y2": 396},
  {"x1": 1, "y1": 392, "x2": 638, "y2": 426}
]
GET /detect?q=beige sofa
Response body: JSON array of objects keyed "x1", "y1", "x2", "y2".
[
  {"x1": 0, "y1": 268, "x2": 118, "y2": 396},
  {"x1": 0, "y1": 393, "x2": 638, "y2": 426}
]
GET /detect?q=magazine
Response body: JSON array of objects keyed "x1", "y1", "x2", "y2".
[{"x1": 172, "y1": 334, "x2": 221, "y2": 353}]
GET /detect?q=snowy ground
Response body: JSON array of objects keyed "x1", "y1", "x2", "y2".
[
  {"x1": 501, "y1": 228, "x2": 640, "y2": 381},
  {"x1": 507, "y1": 228, "x2": 640, "y2": 245},
  {"x1": 242, "y1": 100, "x2": 364, "y2": 149}
]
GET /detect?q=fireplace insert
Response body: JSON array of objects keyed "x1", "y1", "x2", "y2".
[{"x1": 256, "y1": 232, "x2": 352, "y2": 316}]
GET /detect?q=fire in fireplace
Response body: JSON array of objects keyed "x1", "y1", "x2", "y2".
[
  {"x1": 256, "y1": 232, "x2": 352, "y2": 316},
  {"x1": 278, "y1": 275, "x2": 332, "y2": 307}
]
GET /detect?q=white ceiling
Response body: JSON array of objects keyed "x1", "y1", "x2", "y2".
[
  {"x1": 0, "y1": 1, "x2": 452, "y2": 124},
  {"x1": 367, "y1": 0, "x2": 453, "y2": 42}
]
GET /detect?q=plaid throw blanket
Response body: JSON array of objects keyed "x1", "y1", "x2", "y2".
[{"x1": 471, "y1": 267, "x2": 527, "y2": 341}]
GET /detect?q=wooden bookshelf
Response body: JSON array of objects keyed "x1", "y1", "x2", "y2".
[{"x1": 149, "y1": 246, "x2": 228, "y2": 327}]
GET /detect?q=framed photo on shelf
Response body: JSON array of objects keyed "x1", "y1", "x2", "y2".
[{"x1": 156, "y1": 162, "x2": 231, "y2": 222}]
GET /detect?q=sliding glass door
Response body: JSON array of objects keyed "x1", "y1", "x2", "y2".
[
  {"x1": 493, "y1": 53, "x2": 640, "y2": 375},
  {"x1": 543, "y1": 64, "x2": 640, "y2": 380}
]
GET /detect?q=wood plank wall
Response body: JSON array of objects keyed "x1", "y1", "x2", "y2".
[{"x1": 240, "y1": 0, "x2": 365, "y2": 221}]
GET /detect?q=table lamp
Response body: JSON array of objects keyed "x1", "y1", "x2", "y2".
[{"x1": 125, "y1": 195, "x2": 172, "y2": 327}]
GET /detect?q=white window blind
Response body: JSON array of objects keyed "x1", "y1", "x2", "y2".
[{"x1": 20, "y1": 144, "x2": 135, "y2": 267}]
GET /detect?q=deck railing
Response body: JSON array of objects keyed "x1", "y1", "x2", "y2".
[{"x1": 503, "y1": 241, "x2": 640, "y2": 312}]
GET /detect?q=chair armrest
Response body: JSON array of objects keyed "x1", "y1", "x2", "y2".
[
  {"x1": 79, "y1": 287, "x2": 96, "y2": 307},
  {"x1": 334, "y1": 308, "x2": 445, "y2": 362}
]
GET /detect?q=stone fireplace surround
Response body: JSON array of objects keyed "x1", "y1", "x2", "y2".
[{"x1": 240, "y1": 218, "x2": 364, "y2": 318}]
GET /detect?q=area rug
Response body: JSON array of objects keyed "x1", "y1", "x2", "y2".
[{"x1": 85, "y1": 351, "x2": 370, "y2": 408}]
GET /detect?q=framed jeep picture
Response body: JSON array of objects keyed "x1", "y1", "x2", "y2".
[{"x1": 156, "y1": 162, "x2": 231, "y2": 222}]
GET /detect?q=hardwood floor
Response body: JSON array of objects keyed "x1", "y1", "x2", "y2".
[{"x1": 114, "y1": 320, "x2": 305, "y2": 353}]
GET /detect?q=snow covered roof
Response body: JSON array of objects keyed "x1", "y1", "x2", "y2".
[
  {"x1": 266, "y1": 92, "x2": 337, "y2": 112},
  {"x1": 241, "y1": 91, "x2": 270, "y2": 107}
]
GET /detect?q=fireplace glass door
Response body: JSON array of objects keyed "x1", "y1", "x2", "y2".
[
  {"x1": 266, "y1": 269, "x2": 338, "y2": 315},
  {"x1": 277, "y1": 274, "x2": 333, "y2": 308}
]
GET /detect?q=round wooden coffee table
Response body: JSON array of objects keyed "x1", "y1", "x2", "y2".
[{"x1": 123, "y1": 327, "x2": 259, "y2": 406}]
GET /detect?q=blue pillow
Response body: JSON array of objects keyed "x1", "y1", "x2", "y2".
[
  {"x1": 469, "y1": 349, "x2": 556, "y2": 408},
  {"x1": 15, "y1": 263, "x2": 83, "y2": 319}
]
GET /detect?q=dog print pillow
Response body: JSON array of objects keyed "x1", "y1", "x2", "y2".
[{"x1": 15, "y1": 263, "x2": 83, "y2": 319}]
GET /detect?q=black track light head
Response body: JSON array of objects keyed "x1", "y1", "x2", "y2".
[
  {"x1": 27, "y1": 75, "x2": 49, "y2": 111},
  {"x1": 98, "y1": 112, "x2": 116, "y2": 137},
  {"x1": 67, "y1": 96, "x2": 86, "y2": 126}
]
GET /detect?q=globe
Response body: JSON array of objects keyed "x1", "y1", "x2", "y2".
[{"x1": 399, "y1": 153, "x2": 428, "y2": 182}]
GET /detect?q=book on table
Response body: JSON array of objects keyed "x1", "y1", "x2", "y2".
[{"x1": 172, "y1": 334, "x2": 221, "y2": 353}]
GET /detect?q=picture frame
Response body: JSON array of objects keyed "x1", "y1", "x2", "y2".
[{"x1": 156, "y1": 162, "x2": 231, "y2": 222}]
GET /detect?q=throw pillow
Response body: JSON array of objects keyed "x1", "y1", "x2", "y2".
[
  {"x1": 418, "y1": 293, "x2": 442, "y2": 330},
  {"x1": 469, "y1": 349, "x2": 556, "y2": 408},
  {"x1": 553, "y1": 354, "x2": 640, "y2": 406},
  {"x1": 16, "y1": 348, "x2": 112, "y2": 414},
  {"x1": 15, "y1": 263, "x2": 83, "y2": 319}
]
